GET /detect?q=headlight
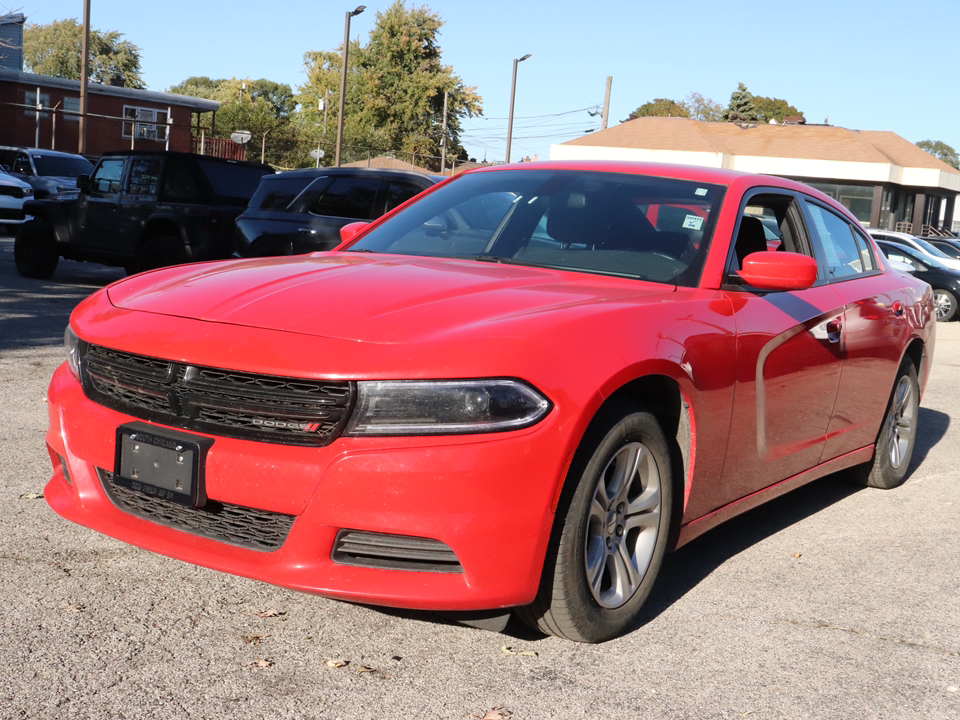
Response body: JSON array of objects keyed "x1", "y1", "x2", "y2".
[
  {"x1": 345, "y1": 379, "x2": 551, "y2": 436},
  {"x1": 64, "y1": 324, "x2": 81, "y2": 381}
]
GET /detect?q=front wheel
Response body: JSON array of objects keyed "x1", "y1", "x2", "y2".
[
  {"x1": 14, "y1": 220, "x2": 59, "y2": 279},
  {"x1": 933, "y1": 289, "x2": 957, "y2": 322},
  {"x1": 851, "y1": 359, "x2": 920, "y2": 489},
  {"x1": 517, "y1": 401, "x2": 673, "y2": 642}
]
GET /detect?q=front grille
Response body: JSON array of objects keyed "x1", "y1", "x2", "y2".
[
  {"x1": 98, "y1": 469, "x2": 294, "y2": 551},
  {"x1": 332, "y1": 530, "x2": 463, "y2": 573},
  {"x1": 80, "y1": 343, "x2": 355, "y2": 446}
]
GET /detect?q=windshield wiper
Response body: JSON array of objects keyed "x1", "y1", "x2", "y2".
[{"x1": 475, "y1": 254, "x2": 505, "y2": 263}]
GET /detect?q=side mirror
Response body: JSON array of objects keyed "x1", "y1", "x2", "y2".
[
  {"x1": 339, "y1": 221, "x2": 369, "y2": 245},
  {"x1": 76, "y1": 174, "x2": 90, "y2": 192},
  {"x1": 738, "y1": 251, "x2": 818, "y2": 291}
]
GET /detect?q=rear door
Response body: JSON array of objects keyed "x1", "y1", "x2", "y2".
[{"x1": 800, "y1": 197, "x2": 911, "y2": 461}]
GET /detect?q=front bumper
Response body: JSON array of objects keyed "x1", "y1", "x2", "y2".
[{"x1": 45, "y1": 364, "x2": 566, "y2": 610}]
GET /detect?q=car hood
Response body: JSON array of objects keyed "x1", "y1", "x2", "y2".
[{"x1": 106, "y1": 253, "x2": 677, "y2": 344}]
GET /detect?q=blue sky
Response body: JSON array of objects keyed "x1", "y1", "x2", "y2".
[{"x1": 14, "y1": 0, "x2": 960, "y2": 163}]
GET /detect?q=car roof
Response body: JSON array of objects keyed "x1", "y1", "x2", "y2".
[
  {"x1": 263, "y1": 167, "x2": 441, "y2": 183},
  {"x1": 0, "y1": 145, "x2": 86, "y2": 159}
]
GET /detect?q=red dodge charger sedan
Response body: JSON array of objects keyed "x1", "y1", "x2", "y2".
[{"x1": 45, "y1": 161, "x2": 934, "y2": 642}]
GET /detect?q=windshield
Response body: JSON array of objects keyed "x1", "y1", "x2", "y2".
[
  {"x1": 347, "y1": 169, "x2": 725, "y2": 286},
  {"x1": 30, "y1": 153, "x2": 93, "y2": 177}
]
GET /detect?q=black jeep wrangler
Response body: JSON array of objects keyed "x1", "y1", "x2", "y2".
[{"x1": 14, "y1": 150, "x2": 273, "y2": 278}]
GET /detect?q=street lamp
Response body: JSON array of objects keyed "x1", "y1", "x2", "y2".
[
  {"x1": 335, "y1": 5, "x2": 366, "y2": 167},
  {"x1": 505, "y1": 54, "x2": 531, "y2": 164}
]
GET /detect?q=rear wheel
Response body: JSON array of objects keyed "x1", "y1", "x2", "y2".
[
  {"x1": 135, "y1": 234, "x2": 188, "y2": 273},
  {"x1": 933, "y1": 289, "x2": 957, "y2": 322},
  {"x1": 851, "y1": 358, "x2": 919, "y2": 489},
  {"x1": 517, "y1": 400, "x2": 673, "y2": 643},
  {"x1": 14, "y1": 219, "x2": 59, "y2": 279}
]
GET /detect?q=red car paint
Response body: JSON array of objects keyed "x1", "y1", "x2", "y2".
[{"x1": 45, "y1": 161, "x2": 934, "y2": 618}]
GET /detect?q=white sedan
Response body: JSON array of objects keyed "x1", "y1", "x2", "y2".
[{"x1": 0, "y1": 169, "x2": 33, "y2": 233}]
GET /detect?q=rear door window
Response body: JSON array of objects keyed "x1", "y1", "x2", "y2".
[
  {"x1": 383, "y1": 181, "x2": 427, "y2": 213},
  {"x1": 309, "y1": 176, "x2": 382, "y2": 219},
  {"x1": 804, "y1": 200, "x2": 877, "y2": 279},
  {"x1": 248, "y1": 176, "x2": 314, "y2": 210}
]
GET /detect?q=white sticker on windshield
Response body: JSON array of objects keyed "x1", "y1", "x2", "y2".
[
  {"x1": 683, "y1": 214, "x2": 704, "y2": 230},
  {"x1": 695, "y1": 188, "x2": 708, "y2": 196}
]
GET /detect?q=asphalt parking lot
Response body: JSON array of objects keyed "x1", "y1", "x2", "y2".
[{"x1": 0, "y1": 231, "x2": 957, "y2": 720}]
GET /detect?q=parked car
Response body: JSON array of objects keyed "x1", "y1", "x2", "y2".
[
  {"x1": 925, "y1": 236, "x2": 960, "y2": 260},
  {"x1": 0, "y1": 146, "x2": 93, "y2": 199},
  {"x1": 868, "y1": 229, "x2": 960, "y2": 272},
  {"x1": 234, "y1": 167, "x2": 442, "y2": 257},
  {"x1": 14, "y1": 150, "x2": 273, "y2": 278},
  {"x1": 875, "y1": 239, "x2": 960, "y2": 321},
  {"x1": 0, "y1": 169, "x2": 33, "y2": 233},
  {"x1": 46, "y1": 161, "x2": 934, "y2": 643}
]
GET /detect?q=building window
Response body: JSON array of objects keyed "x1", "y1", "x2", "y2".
[
  {"x1": 122, "y1": 106, "x2": 168, "y2": 141},
  {"x1": 807, "y1": 182, "x2": 874, "y2": 224},
  {"x1": 63, "y1": 96, "x2": 81, "y2": 122},
  {"x1": 24, "y1": 91, "x2": 51, "y2": 118}
]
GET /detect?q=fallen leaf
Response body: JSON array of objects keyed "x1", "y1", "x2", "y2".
[
  {"x1": 241, "y1": 634, "x2": 267, "y2": 645},
  {"x1": 251, "y1": 658, "x2": 274, "y2": 668},
  {"x1": 355, "y1": 665, "x2": 376, "y2": 674},
  {"x1": 19, "y1": 493, "x2": 44, "y2": 500},
  {"x1": 63, "y1": 604, "x2": 85, "y2": 613},
  {"x1": 501, "y1": 645, "x2": 538, "y2": 657},
  {"x1": 325, "y1": 659, "x2": 349, "y2": 668},
  {"x1": 256, "y1": 609, "x2": 286, "y2": 618},
  {"x1": 791, "y1": 553, "x2": 802, "y2": 559},
  {"x1": 478, "y1": 709, "x2": 513, "y2": 720}
]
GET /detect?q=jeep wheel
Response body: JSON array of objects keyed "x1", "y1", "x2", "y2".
[
  {"x1": 14, "y1": 220, "x2": 59, "y2": 279},
  {"x1": 135, "y1": 235, "x2": 189, "y2": 273}
]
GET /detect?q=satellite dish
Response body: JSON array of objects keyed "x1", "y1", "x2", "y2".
[
  {"x1": 310, "y1": 148, "x2": 325, "y2": 159},
  {"x1": 230, "y1": 130, "x2": 253, "y2": 144}
]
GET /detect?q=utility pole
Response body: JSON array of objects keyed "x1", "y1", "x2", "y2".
[
  {"x1": 78, "y1": 0, "x2": 91, "y2": 154},
  {"x1": 440, "y1": 91, "x2": 449, "y2": 175},
  {"x1": 601, "y1": 76, "x2": 613, "y2": 130}
]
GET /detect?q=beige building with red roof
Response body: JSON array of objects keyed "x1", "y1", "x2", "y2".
[{"x1": 551, "y1": 117, "x2": 960, "y2": 234}]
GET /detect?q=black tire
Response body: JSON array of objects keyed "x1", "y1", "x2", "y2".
[
  {"x1": 14, "y1": 219, "x2": 59, "y2": 279},
  {"x1": 135, "y1": 234, "x2": 189, "y2": 273},
  {"x1": 851, "y1": 359, "x2": 920, "y2": 489},
  {"x1": 933, "y1": 289, "x2": 957, "y2": 322},
  {"x1": 517, "y1": 400, "x2": 673, "y2": 643}
]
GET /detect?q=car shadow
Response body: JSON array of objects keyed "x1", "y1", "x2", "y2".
[{"x1": 365, "y1": 406, "x2": 951, "y2": 642}]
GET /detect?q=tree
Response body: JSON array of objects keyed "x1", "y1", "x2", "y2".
[
  {"x1": 168, "y1": 76, "x2": 300, "y2": 166},
  {"x1": 684, "y1": 92, "x2": 723, "y2": 122},
  {"x1": 623, "y1": 98, "x2": 690, "y2": 122},
  {"x1": 723, "y1": 82, "x2": 759, "y2": 124},
  {"x1": 917, "y1": 140, "x2": 960, "y2": 170},
  {"x1": 753, "y1": 96, "x2": 803, "y2": 124},
  {"x1": 298, "y1": 1, "x2": 482, "y2": 168},
  {"x1": 23, "y1": 18, "x2": 145, "y2": 89}
]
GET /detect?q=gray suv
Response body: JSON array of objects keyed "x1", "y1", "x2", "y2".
[{"x1": 0, "y1": 146, "x2": 93, "y2": 198}]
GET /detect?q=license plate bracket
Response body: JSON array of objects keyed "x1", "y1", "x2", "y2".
[{"x1": 114, "y1": 422, "x2": 212, "y2": 507}]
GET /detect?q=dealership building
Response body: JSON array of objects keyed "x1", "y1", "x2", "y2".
[{"x1": 551, "y1": 116, "x2": 960, "y2": 234}]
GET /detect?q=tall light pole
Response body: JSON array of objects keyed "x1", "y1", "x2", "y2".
[
  {"x1": 505, "y1": 54, "x2": 531, "y2": 164},
  {"x1": 335, "y1": 5, "x2": 366, "y2": 167}
]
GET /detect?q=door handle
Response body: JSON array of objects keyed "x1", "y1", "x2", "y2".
[{"x1": 826, "y1": 319, "x2": 842, "y2": 344}]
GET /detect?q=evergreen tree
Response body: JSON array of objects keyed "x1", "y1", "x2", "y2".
[{"x1": 723, "y1": 83, "x2": 759, "y2": 123}]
